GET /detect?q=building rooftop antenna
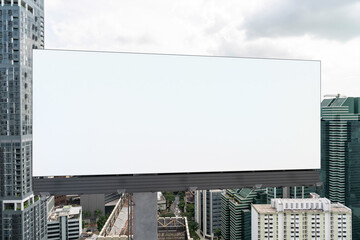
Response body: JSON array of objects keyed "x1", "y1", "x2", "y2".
[{"x1": 323, "y1": 93, "x2": 346, "y2": 98}]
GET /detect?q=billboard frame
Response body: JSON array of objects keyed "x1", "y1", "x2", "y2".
[
  {"x1": 32, "y1": 50, "x2": 321, "y2": 194},
  {"x1": 33, "y1": 169, "x2": 319, "y2": 195}
]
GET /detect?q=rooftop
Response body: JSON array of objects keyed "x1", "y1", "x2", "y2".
[
  {"x1": 157, "y1": 192, "x2": 165, "y2": 202},
  {"x1": 272, "y1": 197, "x2": 330, "y2": 204},
  {"x1": 253, "y1": 202, "x2": 351, "y2": 214},
  {"x1": 331, "y1": 203, "x2": 352, "y2": 213},
  {"x1": 48, "y1": 205, "x2": 81, "y2": 222},
  {"x1": 253, "y1": 204, "x2": 324, "y2": 214}
]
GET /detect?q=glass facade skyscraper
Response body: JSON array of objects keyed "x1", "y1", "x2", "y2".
[
  {"x1": 220, "y1": 188, "x2": 268, "y2": 240},
  {"x1": 195, "y1": 189, "x2": 223, "y2": 239},
  {"x1": 321, "y1": 96, "x2": 360, "y2": 240},
  {"x1": 0, "y1": 0, "x2": 46, "y2": 239}
]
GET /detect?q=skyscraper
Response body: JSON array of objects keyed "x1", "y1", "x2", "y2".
[
  {"x1": 321, "y1": 96, "x2": 360, "y2": 239},
  {"x1": 0, "y1": 0, "x2": 46, "y2": 239},
  {"x1": 195, "y1": 189, "x2": 223, "y2": 239}
]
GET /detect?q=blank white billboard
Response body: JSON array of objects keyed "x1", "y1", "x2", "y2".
[{"x1": 33, "y1": 50, "x2": 320, "y2": 176}]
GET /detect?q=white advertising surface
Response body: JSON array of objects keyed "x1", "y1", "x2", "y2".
[{"x1": 33, "y1": 50, "x2": 320, "y2": 176}]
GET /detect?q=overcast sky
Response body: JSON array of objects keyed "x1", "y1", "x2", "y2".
[{"x1": 44, "y1": 0, "x2": 360, "y2": 98}]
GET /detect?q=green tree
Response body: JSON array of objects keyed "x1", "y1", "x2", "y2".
[
  {"x1": 187, "y1": 220, "x2": 199, "y2": 240},
  {"x1": 82, "y1": 210, "x2": 91, "y2": 218},
  {"x1": 178, "y1": 191, "x2": 185, "y2": 200},
  {"x1": 215, "y1": 228, "x2": 221, "y2": 238},
  {"x1": 97, "y1": 215, "x2": 107, "y2": 232},
  {"x1": 185, "y1": 203, "x2": 195, "y2": 220},
  {"x1": 191, "y1": 232, "x2": 200, "y2": 240},
  {"x1": 188, "y1": 220, "x2": 198, "y2": 232},
  {"x1": 178, "y1": 200, "x2": 185, "y2": 212},
  {"x1": 164, "y1": 192, "x2": 175, "y2": 209},
  {"x1": 94, "y1": 209, "x2": 102, "y2": 218},
  {"x1": 160, "y1": 212, "x2": 175, "y2": 217},
  {"x1": 186, "y1": 203, "x2": 194, "y2": 214}
]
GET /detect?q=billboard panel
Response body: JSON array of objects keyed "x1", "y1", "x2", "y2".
[{"x1": 33, "y1": 50, "x2": 320, "y2": 176}]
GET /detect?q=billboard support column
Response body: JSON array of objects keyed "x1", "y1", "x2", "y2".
[{"x1": 133, "y1": 192, "x2": 158, "y2": 240}]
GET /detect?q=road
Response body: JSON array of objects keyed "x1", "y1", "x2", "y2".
[{"x1": 171, "y1": 195, "x2": 181, "y2": 217}]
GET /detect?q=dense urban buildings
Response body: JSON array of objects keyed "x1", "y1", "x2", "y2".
[
  {"x1": 251, "y1": 194, "x2": 352, "y2": 240},
  {"x1": 321, "y1": 96, "x2": 360, "y2": 239},
  {"x1": 0, "y1": 0, "x2": 46, "y2": 239},
  {"x1": 47, "y1": 205, "x2": 82, "y2": 240},
  {"x1": 195, "y1": 189, "x2": 223, "y2": 239},
  {"x1": 221, "y1": 188, "x2": 268, "y2": 240},
  {"x1": 219, "y1": 187, "x2": 315, "y2": 240}
]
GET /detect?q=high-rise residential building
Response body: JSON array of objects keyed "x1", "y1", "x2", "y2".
[
  {"x1": 195, "y1": 189, "x2": 223, "y2": 239},
  {"x1": 0, "y1": 0, "x2": 46, "y2": 239},
  {"x1": 47, "y1": 205, "x2": 82, "y2": 240},
  {"x1": 321, "y1": 96, "x2": 360, "y2": 239},
  {"x1": 251, "y1": 195, "x2": 352, "y2": 240},
  {"x1": 220, "y1": 188, "x2": 268, "y2": 240}
]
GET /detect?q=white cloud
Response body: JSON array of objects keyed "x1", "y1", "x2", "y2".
[
  {"x1": 44, "y1": 0, "x2": 360, "y2": 97},
  {"x1": 242, "y1": 0, "x2": 360, "y2": 41}
]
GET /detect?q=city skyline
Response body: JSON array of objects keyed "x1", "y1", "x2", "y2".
[
  {"x1": 0, "y1": 1, "x2": 356, "y2": 239},
  {"x1": 44, "y1": 0, "x2": 360, "y2": 98}
]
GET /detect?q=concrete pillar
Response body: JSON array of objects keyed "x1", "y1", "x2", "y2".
[
  {"x1": 202, "y1": 190, "x2": 207, "y2": 238},
  {"x1": 283, "y1": 187, "x2": 290, "y2": 198},
  {"x1": 133, "y1": 192, "x2": 158, "y2": 240}
]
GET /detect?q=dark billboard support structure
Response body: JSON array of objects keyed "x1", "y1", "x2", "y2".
[{"x1": 33, "y1": 169, "x2": 319, "y2": 195}]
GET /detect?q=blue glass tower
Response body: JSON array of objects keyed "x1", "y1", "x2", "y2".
[{"x1": 321, "y1": 96, "x2": 360, "y2": 240}]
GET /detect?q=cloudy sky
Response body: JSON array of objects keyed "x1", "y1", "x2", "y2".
[{"x1": 45, "y1": 0, "x2": 360, "y2": 98}]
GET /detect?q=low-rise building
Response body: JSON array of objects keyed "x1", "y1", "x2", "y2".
[
  {"x1": 157, "y1": 192, "x2": 166, "y2": 211},
  {"x1": 47, "y1": 205, "x2": 82, "y2": 240},
  {"x1": 186, "y1": 191, "x2": 195, "y2": 203}
]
